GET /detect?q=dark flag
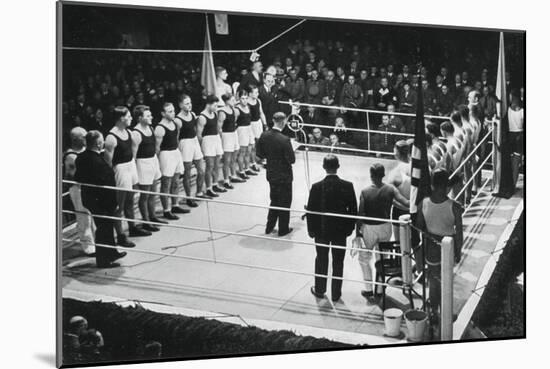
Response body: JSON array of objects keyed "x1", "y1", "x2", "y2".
[
  {"x1": 493, "y1": 32, "x2": 514, "y2": 198},
  {"x1": 409, "y1": 71, "x2": 431, "y2": 214}
]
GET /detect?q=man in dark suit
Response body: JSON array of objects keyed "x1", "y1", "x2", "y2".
[
  {"x1": 74, "y1": 130, "x2": 127, "y2": 268},
  {"x1": 240, "y1": 60, "x2": 264, "y2": 90},
  {"x1": 259, "y1": 73, "x2": 279, "y2": 129},
  {"x1": 256, "y1": 112, "x2": 296, "y2": 236},
  {"x1": 306, "y1": 155, "x2": 357, "y2": 301}
]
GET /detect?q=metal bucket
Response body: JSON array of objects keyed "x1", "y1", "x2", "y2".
[
  {"x1": 383, "y1": 308, "x2": 403, "y2": 337},
  {"x1": 404, "y1": 309, "x2": 428, "y2": 342}
]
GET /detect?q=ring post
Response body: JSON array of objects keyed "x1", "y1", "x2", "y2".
[
  {"x1": 366, "y1": 112, "x2": 371, "y2": 151},
  {"x1": 398, "y1": 215, "x2": 412, "y2": 288},
  {"x1": 441, "y1": 236, "x2": 454, "y2": 341}
]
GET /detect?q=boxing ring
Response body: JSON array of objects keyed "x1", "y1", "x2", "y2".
[{"x1": 60, "y1": 17, "x2": 524, "y2": 344}]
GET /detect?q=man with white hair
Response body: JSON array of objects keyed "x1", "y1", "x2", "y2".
[{"x1": 64, "y1": 126, "x2": 95, "y2": 256}]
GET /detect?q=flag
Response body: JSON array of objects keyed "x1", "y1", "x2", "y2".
[
  {"x1": 201, "y1": 15, "x2": 217, "y2": 96},
  {"x1": 493, "y1": 32, "x2": 514, "y2": 198},
  {"x1": 409, "y1": 74, "x2": 431, "y2": 214},
  {"x1": 214, "y1": 13, "x2": 229, "y2": 35}
]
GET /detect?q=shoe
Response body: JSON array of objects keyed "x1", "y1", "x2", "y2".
[
  {"x1": 186, "y1": 199, "x2": 199, "y2": 208},
  {"x1": 97, "y1": 261, "x2": 121, "y2": 269},
  {"x1": 265, "y1": 224, "x2": 275, "y2": 234},
  {"x1": 163, "y1": 211, "x2": 179, "y2": 220},
  {"x1": 171, "y1": 206, "x2": 190, "y2": 214},
  {"x1": 117, "y1": 235, "x2": 135, "y2": 248},
  {"x1": 206, "y1": 189, "x2": 219, "y2": 197},
  {"x1": 142, "y1": 224, "x2": 160, "y2": 232},
  {"x1": 245, "y1": 169, "x2": 258, "y2": 176},
  {"x1": 251, "y1": 164, "x2": 261, "y2": 172},
  {"x1": 310, "y1": 286, "x2": 325, "y2": 299},
  {"x1": 212, "y1": 185, "x2": 227, "y2": 193},
  {"x1": 111, "y1": 251, "x2": 127, "y2": 262},
  {"x1": 278, "y1": 227, "x2": 293, "y2": 237},
  {"x1": 360, "y1": 290, "x2": 375, "y2": 300},
  {"x1": 237, "y1": 172, "x2": 250, "y2": 180},
  {"x1": 331, "y1": 295, "x2": 341, "y2": 302},
  {"x1": 223, "y1": 182, "x2": 234, "y2": 190},
  {"x1": 129, "y1": 227, "x2": 152, "y2": 237},
  {"x1": 230, "y1": 177, "x2": 245, "y2": 183},
  {"x1": 150, "y1": 217, "x2": 168, "y2": 225},
  {"x1": 196, "y1": 192, "x2": 213, "y2": 199}
]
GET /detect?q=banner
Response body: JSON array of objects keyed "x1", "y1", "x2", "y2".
[
  {"x1": 214, "y1": 13, "x2": 229, "y2": 35},
  {"x1": 201, "y1": 15, "x2": 217, "y2": 96}
]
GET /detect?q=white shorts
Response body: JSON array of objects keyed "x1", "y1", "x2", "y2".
[
  {"x1": 136, "y1": 156, "x2": 161, "y2": 186},
  {"x1": 201, "y1": 135, "x2": 223, "y2": 157},
  {"x1": 221, "y1": 131, "x2": 239, "y2": 152},
  {"x1": 114, "y1": 160, "x2": 139, "y2": 189},
  {"x1": 251, "y1": 120, "x2": 263, "y2": 139},
  {"x1": 361, "y1": 223, "x2": 393, "y2": 250},
  {"x1": 237, "y1": 126, "x2": 252, "y2": 147},
  {"x1": 159, "y1": 149, "x2": 184, "y2": 177},
  {"x1": 179, "y1": 137, "x2": 204, "y2": 162}
]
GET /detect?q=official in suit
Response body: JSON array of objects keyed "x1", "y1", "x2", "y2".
[
  {"x1": 256, "y1": 112, "x2": 296, "y2": 236},
  {"x1": 307, "y1": 155, "x2": 357, "y2": 301},
  {"x1": 74, "y1": 130, "x2": 127, "y2": 268},
  {"x1": 259, "y1": 74, "x2": 279, "y2": 129}
]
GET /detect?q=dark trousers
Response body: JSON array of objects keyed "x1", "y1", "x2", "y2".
[
  {"x1": 267, "y1": 180, "x2": 292, "y2": 233},
  {"x1": 92, "y1": 213, "x2": 119, "y2": 265},
  {"x1": 314, "y1": 236, "x2": 347, "y2": 298}
]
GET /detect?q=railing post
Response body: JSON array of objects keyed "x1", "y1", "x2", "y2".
[
  {"x1": 399, "y1": 215, "x2": 412, "y2": 287},
  {"x1": 366, "y1": 112, "x2": 371, "y2": 151},
  {"x1": 441, "y1": 236, "x2": 454, "y2": 341}
]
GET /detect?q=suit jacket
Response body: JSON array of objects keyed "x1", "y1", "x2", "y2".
[
  {"x1": 74, "y1": 150, "x2": 117, "y2": 215},
  {"x1": 240, "y1": 72, "x2": 263, "y2": 90},
  {"x1": 307, "y1": 175, "x2": 357, "y2": 239},
  {"x1": 256, "y1": 128, "x2": 296, "y2": 183},
  {"x1": 259, "y1": 84, "x2": 279, "y2": 124}
]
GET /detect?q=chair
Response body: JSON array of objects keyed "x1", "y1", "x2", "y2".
[{"x1": 375, "y1": 241, "x2": 414, "y2": 310}]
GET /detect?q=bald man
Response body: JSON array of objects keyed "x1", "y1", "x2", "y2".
[{"x1": 64, "y1": 127, "x2": 95, "y2": 256}]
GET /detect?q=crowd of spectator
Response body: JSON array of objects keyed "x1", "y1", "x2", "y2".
[{"x1": 62, "y1": 34, "x2": 524, "y2": 155}]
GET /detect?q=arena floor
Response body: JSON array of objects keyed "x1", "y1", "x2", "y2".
[{"x1": 61, "y1": 151, "x2": 524, "y2": 345}]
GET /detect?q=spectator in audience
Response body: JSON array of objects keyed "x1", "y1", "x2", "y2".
[
  {"x1": 340, "y1": 74, "x2": 364, "y2": 126},
  {"x1": 372, "y1": 114, "x2": 399, "y2": 155},
  {"x1": 374, "y1": 77, "x2": 397, "y2": 111},
  {"x1": 328, "y1": 133, "x2": 345, "y2": 154},
  {"x1": 450, "y1": 73, "x2": 463, "y2": 99},
  {"x1": 333, "y1": 117, "x2": 352, "y2": 145},
  {"x1": 300, "y1": 105, "x2": 323, "y2": 137},
  {"x1": 305, "y1": 69, "x2": 324, "y2": 105},
  {"x1": 74, "y1": 130, "x2": 127, "y2": 267},
  {"x1": 282, "y1": 68, "x2": 305, "y2": 102},
  {"x1": 240, "y1": 60, "x2": 263, "y2": 90},
  {"x1": 479, "y1": 85, "x2": 497, "y2": 120},
  {"x1": 436, "y1": 85, "x2": 454, "y2": 116},
  {"x1": 421, "y1": 79, "x2": 437, "y2": 114},
  {"x1": 398, "y1": 80, "x2": 416, "y2": 114},
  {"x1": 309, "y1": 127, "x2": 330, "y2": 150},
  {"x1": 64, "y1": 316, "x2": 88, "y2": 353},
  {"x1": 387, "y1": 104, "x2": 405, "y2": 133}
]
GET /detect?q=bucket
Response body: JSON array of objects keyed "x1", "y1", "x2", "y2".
[
  {"x1": 404, "y1": 309, "x2": 428, "y2": 342},
  {"x1": 383, "y1": 308, "x2": 403, "y2": 337}
]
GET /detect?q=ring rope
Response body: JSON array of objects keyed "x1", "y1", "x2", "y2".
[
  {"x1": 61, "y1": 238, "x2": 399, "y2": 288},
  {"x1": 463, "y1": 176, "x2": 493, "y2": 215},
  {"x1": 299, "y1": 122, "x2": 415, "y2": 137},
  {"x1": 297, "y1": 142, "x2": 395, "y2": 156},
  {"x1": 279, "y1": 101, "x2": 450, "y2": 120},
  {"x1": 449, "y1": 127, "x2": 494, "y2": 179},
  {"x1": 62, "y1": 209, "x2": 402, "y2": 256},
  {"x1": 62, "y1": 180, "x2": 406, "y2": 225}
]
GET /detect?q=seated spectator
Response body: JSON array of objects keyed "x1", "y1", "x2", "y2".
[
  {"x1": 282, "y1": 69, "x2": 305, "y2": 102},
  {"x1": 387, "y1": 104, "x2": 405, "y2": 133},
  {"x1": 374, "y1": 77, "x2": 397, "y2": 111},
  {"x1": 333, "y1": 117, "x2": 352, "y2": 145},
  {"x1": 398, "y1": 81, "x2": 416, "y2": 114},
  {"x1": 328, "y1": 133, "x2": 344, "y2": 154},
  {"x1": 300, "y1": 105, "x2": 323, "y2": 137},
  {"x1": 372, "y1": 114, "x2": 399, "y2": 156},
  {"x1": 479, "y1": 85, "x2": 497, "y2": 120},
  {"x1": 63, "y1": 316, "x2": 88, "y2": 353},
  {"x1": 435, "y1": 85, "x2": 454, "y2": 116},
  {"x1": 421, "y1": 79, "x2": 437, "y2": 114},
  {"x1": 305, "y1": 70, "x2": 324, "y2": 105},
  {"x1": 309, "y1": 127, "x2": 330, "y2": 150},
  {"x1": 340, "y1": 74, "x2": 364, "y2": 127}
]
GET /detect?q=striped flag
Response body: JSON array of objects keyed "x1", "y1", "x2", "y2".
[
  {"x1": 493, "y1": 32, "x2": 514, "y2": 198},
  {"x1": 201, "y1": 14, "x2": 217, "y2": 96},
  {"x1": 409, "y1": 75, "x2": 431, "y2": 214},
  {"x1": 214, "y1": 13, "x2": 229, "y2": 35}
]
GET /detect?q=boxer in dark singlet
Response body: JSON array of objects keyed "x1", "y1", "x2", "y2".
[
  {"x1": 235, "y1": 89, "x2": 257, "y2": 179},
  {"x1": 248, "y1": 85, "x2": 267, "y2": 171},
  {"x1": 176, "y1": 94, "x2": 206, "y2": 203},
  {"x1": 197, "y1": 95, "x2": 226, "y2": 198},
  {"x1": 218, "y1": 93, "x2": 242, "y2": 188}
]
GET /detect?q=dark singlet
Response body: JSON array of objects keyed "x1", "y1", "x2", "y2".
[
  {"x1": 221, "y1": 108, "x2": 236, "y2": 133},
  {"x1": 134, "y1": 126, "x2": 156, "y2": 159},
  {"x1": 249, "y1": 99, "x2": 261, "y2": 121},
  {"x1": 108, "y1": 129, "x2": 133, "y2": 166},
  {"x1": 176, "y1": 113, "x2": 197, "y2": 140},
  {"x1": 159, "y1": 122, "x2": 178, "y2": 151},
  {"x1": 201, "y1": 112, "x2": 218, "y2": 136},
  {"x1": 236, "y1": 106, "x2": 251, "y2": 127},
  {"x1": 361, "y1": 184, "x2": 395, "y2": 225}
]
